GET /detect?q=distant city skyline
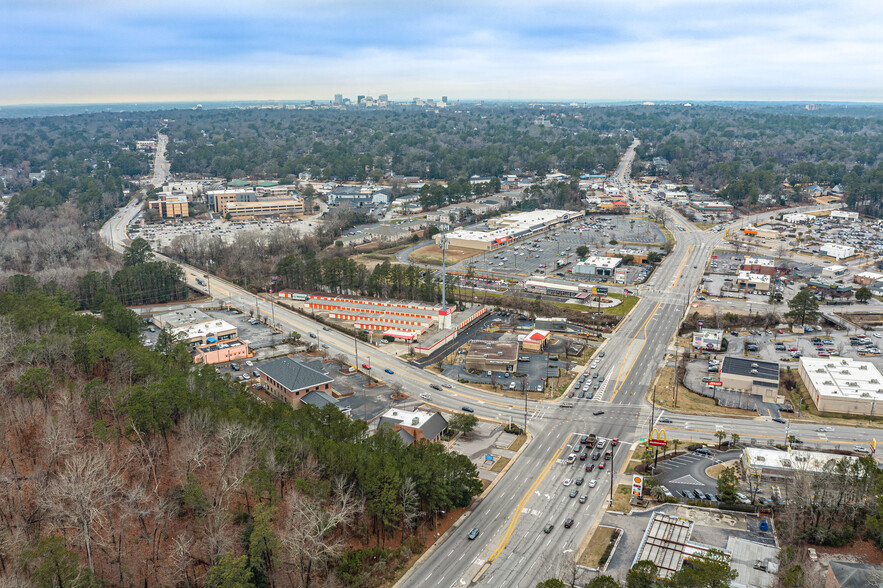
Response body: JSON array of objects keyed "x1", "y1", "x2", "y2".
[{"x1": 2, "y1": 1, "x2": 882, "y2": 105}]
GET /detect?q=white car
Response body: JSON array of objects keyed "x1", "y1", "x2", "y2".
[
  {"x1": 588, "y1": 480, "x2": 597, "y2": 488},
  {"x1": 563, "y1": 478, "x2": 573, "y2": 486},
  {"x1": 245, "y1": 361, "x2": 254, "y2": 367}
]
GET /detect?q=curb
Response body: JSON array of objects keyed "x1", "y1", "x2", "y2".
[{"x1": 391, "y1": 431, "x2": 533, "y2": 588}]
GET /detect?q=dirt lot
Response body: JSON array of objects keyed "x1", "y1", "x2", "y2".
[
  {"x1": 408, "y1": 243, "x2": 483, "y2": 265},
  {"x1": 650, "y1": 366, "x2": 757, "y2": 418}
]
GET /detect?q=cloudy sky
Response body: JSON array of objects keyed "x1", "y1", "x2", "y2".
[{"x1": 2, "y1": 0, "x2": 882, "y2": 105}]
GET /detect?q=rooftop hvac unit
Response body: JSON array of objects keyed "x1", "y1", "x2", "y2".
[
  {"x1": 823, "y1": 380, "x2": 834, "y2": 386},
  {"x1": 861, "y1": 393, "x2": 871, "y2": 398},
  {"x1": 411, "y1": 417, "x2": 420, "y2": 426}
]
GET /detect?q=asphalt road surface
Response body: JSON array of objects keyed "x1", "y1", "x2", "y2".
[{"x1": 103, "y1": 139, "x2": 882, "y2": 588}]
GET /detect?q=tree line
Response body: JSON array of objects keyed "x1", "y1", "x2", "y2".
[{"x1": 0, "y1": 287, "x2": 482, "y2": 587}]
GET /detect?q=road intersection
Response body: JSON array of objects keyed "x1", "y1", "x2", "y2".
[{"x1": 101, "y1": 140, "x2": 881, "y2": 587}]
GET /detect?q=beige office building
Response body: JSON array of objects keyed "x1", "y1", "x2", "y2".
[{"x1": 223, "y1": 198, "x2": 304, "y2": 217}]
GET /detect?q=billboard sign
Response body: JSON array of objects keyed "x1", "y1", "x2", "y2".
[
  {"x1": 632, "y1": 475, "x2": 643, "y2": 496},
  {"x1": 707, "y1": 380, "x2": 723, "y2": 387}
]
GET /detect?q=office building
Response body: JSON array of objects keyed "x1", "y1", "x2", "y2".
[
  {"x1": 147, "y1": 194, "x2": 189, "y2": 218},
  {"x1": 258, "y1": 356, "x2": 334, "y2": 409},
  {"x1": 464, "y1": 341, "x2": 519, "y2": 373},
  {"x1": 719, "y1": 357, "x2": 780, "y2": 402},
  {"x1": 207, "y1": 188, "x2": 256, "y2": 212},
  {"x1": 377, "y1": 409, "x2": 448, "y2": 445},
  {"x1": 223, "y1": 198, "x2": 304, "y2": 218}
]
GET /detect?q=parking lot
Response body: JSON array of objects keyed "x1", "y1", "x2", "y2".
[
  {"x1": 654, "y1": 448, "x2": 742, "y2": 502},
  {"x1": 448, "y1": 215, "x2": 664, "y2": 283},
  {"x1": 130, "y1": 216, "x2": 322, "y2": 249}
]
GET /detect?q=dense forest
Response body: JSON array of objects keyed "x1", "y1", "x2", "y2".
[{"x1": 0, "y1": 288, "x2": 482, "y2": 587}]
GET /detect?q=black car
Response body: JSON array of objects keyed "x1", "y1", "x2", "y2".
[
  {"x1": 659, "y1": 418, "x2": 673, "y2": 423},
  {"x1": 592, "y1": 452, "x2": 601, "y2": 461},
  {"x1": 580, "y1": 435, "x2": 589, "y2": 444},
  {"x1": 593, "y1": 410, "x2": 605, "y2": 416},
  {"x1": 772, "y1": 417, "x2": 787, "y2": 424},
  {"x1": 461, "y1": 406, "x2": 474, "y2": 413},
  {"x1": 680, "y1": 490, "x2": 690, "y2": 498},
  {"x1": 579, "y1": 453, "x2": 587, "y2": 461},
  {"x1": 564, "y1": 518, "x2": 574, "y2": 528},
  {"x1": 430, "y1": 384, "x2": 442, "y2": 391},
  {"x1": 585, "y1": 464, "x2": 594, "y2": 471},
  {"x1": 467, "y1": 528, "x2": 480, "y2": 540}
]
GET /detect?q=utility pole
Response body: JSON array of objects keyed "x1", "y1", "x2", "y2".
[{"x1": 609, "y1": 454, "x2": 614, "y2": 507}]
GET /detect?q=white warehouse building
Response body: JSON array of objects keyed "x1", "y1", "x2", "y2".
[
  {"x1": 571, "y1": 256, "x2": 622, "y2": 278},
  {"x1": 820, "y1": 243, "x2": 856, "y2": 260},
  {"x1": 798, "y1": 357, "x2": 883, "y2": 416}
]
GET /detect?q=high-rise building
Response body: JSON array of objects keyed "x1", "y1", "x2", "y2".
[
  {"x1": 379, "y1": 94, "x2": 388, "y2": 103},
  {"x1": 333, "y1": 94, "x2": 343, "y2": 104},
  {"x1": 442, "y1": 95, "x2": 448, "y2": 104},
  {"x1": 357, "y1": 95, "x2": 365, "y2": 105}
]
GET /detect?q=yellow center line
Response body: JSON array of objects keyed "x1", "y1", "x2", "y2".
[
  {"x1": 610, "y1": 301, "x2": 661, "y2": 400},
  {"x1": 488, "y1": 435, "x2": 572, "y2": 562},
  {"x1": 669, "y1": 244, "x2": 694, "y2": 288}
]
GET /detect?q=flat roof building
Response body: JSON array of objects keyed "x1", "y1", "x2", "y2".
[
  {"x1": 571, "y1": 256, "x2": 622, "y2": 277},
  {"x1": 741, "y1": 256, "x2": 775, "y2": 276},
  {"x1": 854, "y1": 271, "x2": 883, "y2": 285},
  {"x1": 736, "y1": 271, "x2": 771, "y2": 293},
  {"x1": 465, "y1": 340, "x2": 519, "y2": 373},
  {"x1": 719, "y1": 357, "x2": 780, "y2": 402},
  {"x1": 821, "y1": 265, "x2": 848, "y2": 279},
  {"x1": 820, "y1": 243, "x2": 856, "y2": 260},
  {"x1": 152, "y1": 308, "x2": 214, "y2": 330},
  {"x1": 258, "y1": 356, "x2": 334, "y2": 409},
  {"x1": 799, "y1": 357, "x2": 883, "y2": 416},
  {"x1": 207, "y1": 188, "x2": 255, "y2": 212},
  {"x1": 741, "y1": 447, "x2": 857, "y2": 483},
  {"x1": 782, "y1": 212, "x2": 813, "y2": 223},
  {"x1": 147, "y1": 194, "x2": 189, "y2": 218},
  {"x1": 438, "y1": 209, "x2": 582, "y2": 251},
  {"x1": 170, "y1": 318, "x2": 238, "y2": 347},
  {"x1": 194, "y1": 338, "x2": 250, "y2": 365},
  {"x1": 692, "y1": 329, "x2": 724, "y2": 351},
  {"x1": 632, "y1": 512, "x2": 721, "y2": 580},
  {"x1": 223, "y1": 198, "x2": 304, "y2": 218}
]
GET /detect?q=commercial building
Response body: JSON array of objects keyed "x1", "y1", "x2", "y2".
[
  {"x1": 607, "y1": 248, "x2": 651, "y2": 264},
  {"x1": 223, "y1": 198, "x2": 304, "y2": 218},
  {"x1": 258, "y1": 356, "x2": 334, "y2": 409},
  {"x1": 719, "y1": 357, "x2": 780, "y2": 402},
  {"x1": 692, "y1": 329, "x2": 724, "y2": 352},
  {"x1": 571, "y1": 256, "x2": 622, "y2": 278},
  {"x1": 688, "y1": 200, "x2": 734, "y2": 214},
  {"x1": 741, "y1": 257, "x2": 776, "y2": 276},
  {"x1": 829, "y1": 210, "x2": 860, "y2": 222},
  {"x1": 255, "y1": 184, "x2": 296, "y2": 198},
  {"x1": 741, "y1": 447, "x2": 856, "y2": 483},
  {"x1": 821, "y1": 265, "x2": 849, "y2": 279},
  {"x1": 327, "y1": 185, "x2": 391, "y2": 207},
  {"x1": 152, "y1": 308, "x2": 214, "y2": 330},
  {"x1": 736, "y1": 271, "x2": 771, "y2": 293},
  {"x1": 170, "y1": 318, "x2": 238, "y2": 348},
  {"x1": 807, "y1": 279, "x2": 854, "y2": 299},
  {"x1": 782, "y1": 212, "x2": 813, "y2": 224},
  {"x1": 525, "y1": 278, "x2": 580, "y2": 298},
  {"x1": 147, "y1": 194, "x2": 189, "y2": 218},
  {"x1": 854, "y1": 271, "x2": 883, "y2": 286},
  {"x1": 534, "y1": 317, "x2": 568, "y2": 331},
  {"x1": 438, "y1": 209, "x2": 583, "y2": 251},
  {"x1": 464, "y1": 341, "x2": 519, "y2": 373},
  {"x1": 820, "y1": 243, "x2": 856, "y2": 260},
  {"x1": 376, "y1": 408, "x2": 448, "y2": 445},
  {"x1": 194, "y1": 339, "x2": 250, "y2": 365},
  {"x1": 798, "y1": 357, "x2": 883, "y2": 416},
  {"x1": 521, "y1": 329, "x2": 550, "y2": 352},
  {"x1": 727, "y1": 537, "x2": 779, "y2": 588},
  {"x1": 207, "y1": 188, "x2": 256, "y2": 212}
]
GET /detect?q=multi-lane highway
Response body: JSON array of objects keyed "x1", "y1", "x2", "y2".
[{"x1": 102, "y1": 140, "x2": 881, "y2": 587}]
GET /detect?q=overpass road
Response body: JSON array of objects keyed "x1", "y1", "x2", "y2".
[{"x1": 102, "y1": 141, "x2": 880, "y2": 588}]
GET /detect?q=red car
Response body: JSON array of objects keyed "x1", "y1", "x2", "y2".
[
  {"x1": 598, "y1": 462, "x2": 606, "y2": 469},
  {"x1": 788, "y1": 347, "x2": 798, "y2": 352},
  {"x1": 611, "y1": 438, "x2": 619, "y2": 447},
  {"x1": 361, "y1": 363, "x2": 371, "y2": 370}
]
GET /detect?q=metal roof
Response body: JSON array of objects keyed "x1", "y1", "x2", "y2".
[
  {"x1": 258, "y1": 357, "x2": 333, "y2": 393},
  {"x1": 721, "y1": 357, "x2": 779, "y2": 382}
]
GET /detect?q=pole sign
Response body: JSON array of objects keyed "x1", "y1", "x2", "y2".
[
  {"x1": 707, "y1": 380, "x2": 723, "y2": 387},
  {"x1": 698, "y1": 320, "x2": 704, "y2": 328},
  {"x1": 649, "y1": 428, "x2": 668, "y2": 447},
  {"x1": 593, "y1": 286, "x2": 608, "y2": 296},
  {"x1": 631, "y1": 475, "x2": 644, "y2": 496}
]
